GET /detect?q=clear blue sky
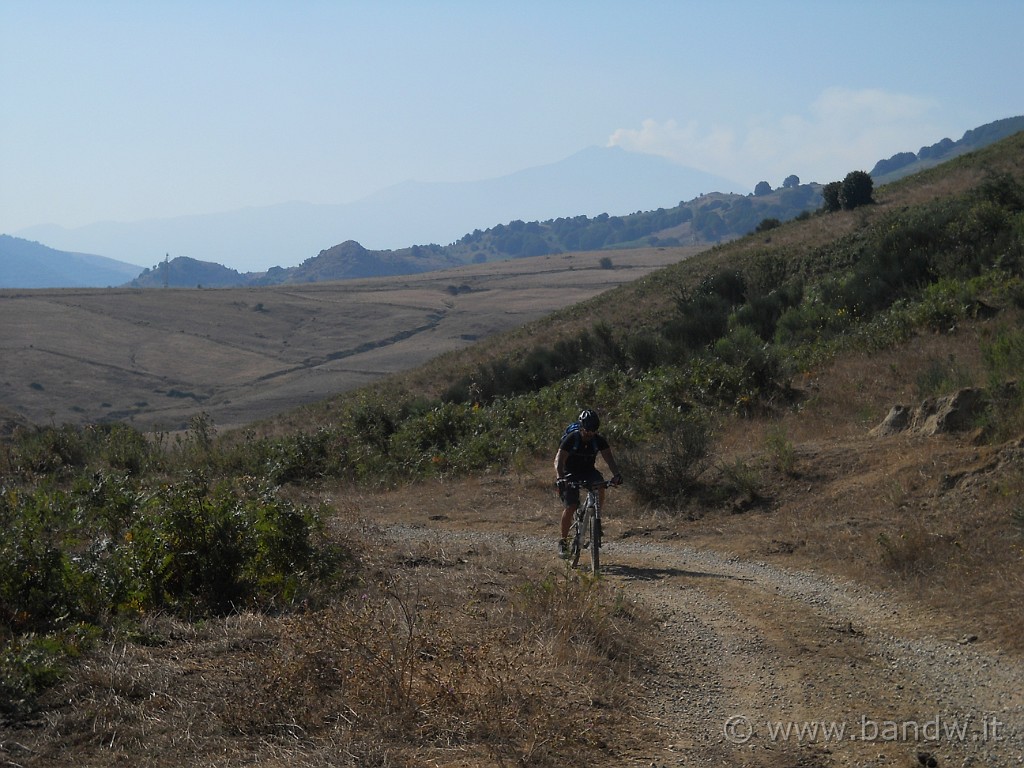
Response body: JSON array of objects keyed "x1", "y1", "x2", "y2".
[{"x1": 2, "y1": 0, "x2": 1021, "y2": 233}]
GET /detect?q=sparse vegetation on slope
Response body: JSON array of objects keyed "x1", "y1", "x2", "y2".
[
  {"x1": 244, "y1": 137, "x2": 1024, "y2": 495},
  {"x1": 3, "y1": 130, "x2": 1024, "y2": 766}
]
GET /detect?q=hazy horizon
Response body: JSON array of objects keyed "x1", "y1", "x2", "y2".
[{"x1": 3, "y1": 1, "x2": 1022, "y2": 253}]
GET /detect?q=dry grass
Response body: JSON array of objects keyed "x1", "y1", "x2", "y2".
[
  {"x1": 11, "y1": 498, "x2": 655, "y2": 768},
  {"x1": 664, "y1": 316, "x2": 1024, "y2": 653},
  {"x1": 7, "y1": 323, "x2": 1024, "y2": 765},
  {"x1": 0, "y1": 246, "x2": 686, "y2": 434}
]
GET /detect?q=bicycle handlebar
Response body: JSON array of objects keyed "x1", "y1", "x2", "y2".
[{"x1": 556, "y1": 478, "x2": 621, "y2": 490}]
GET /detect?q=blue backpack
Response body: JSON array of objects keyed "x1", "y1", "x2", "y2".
[{"x1": 561, "y1": 421, "x2": 594, "y2": 452}]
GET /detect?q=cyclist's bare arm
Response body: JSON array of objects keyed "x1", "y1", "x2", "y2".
[
  {"x1": 601, "y1": 447, "x2": 623, "y2": 483},
  {"x1": 554, "y1": 448, "x2": 568, "y2": 480}
]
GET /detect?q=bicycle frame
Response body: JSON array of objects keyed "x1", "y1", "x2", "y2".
[{"x1": 563, "y1": 480, "x2": 614, "y2": 575}]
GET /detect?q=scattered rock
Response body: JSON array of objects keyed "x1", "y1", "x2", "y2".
[{"x1": 871, "y1": 404, "x2": 914, "y2": 437}]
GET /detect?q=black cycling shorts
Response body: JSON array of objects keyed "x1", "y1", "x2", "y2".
[{"x1": 559, "y1": 469, "x2": 605, "y2": 507}]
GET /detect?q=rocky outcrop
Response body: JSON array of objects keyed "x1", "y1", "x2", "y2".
[{"x1": 871, "y1": 388, "x2": 988, "y2": 437}]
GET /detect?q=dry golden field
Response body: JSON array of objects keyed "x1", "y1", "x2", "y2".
[{"x1": 1, "y1": 246, "x2": 698, "y2": 433}]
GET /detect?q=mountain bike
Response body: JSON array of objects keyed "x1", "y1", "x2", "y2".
[{"x1": 559, "y1": 479, "x2": 616, "y2": 576}]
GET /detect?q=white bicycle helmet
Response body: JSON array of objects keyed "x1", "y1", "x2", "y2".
[{"x1": 577, "y1": 409, "x2": 600, "y2": 431}]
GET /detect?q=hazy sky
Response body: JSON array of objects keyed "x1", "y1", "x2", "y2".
[{"x1": 2, "y1": 0, "x2": 1022, "y2": 234}]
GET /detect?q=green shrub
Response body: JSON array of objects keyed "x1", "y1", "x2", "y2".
[
  {"x1": 623, "y1": 332, "x2": 665, "y2": 371},
  {"x1": 9, "y1": 425, "x2": 90, "y2": 475},
  {"x1": 731, "y1": 281, "x2": 803, "y2": 341},
  {"x1": 912, "y1": 278, "x2": 976, "y2": 332},
  {"x1": 976, "y1": 170, "x2": 1024, "y2": 212},
  {"x1": 350, "y1": 396, "x2": 399, "y2": 451},
  {"x1": 663, "y1": 291, "x2": 731, "y2": 353},
  {"x1": 618, "y1": 413, "x2": 710, "y2": 510},
  {"x1": 266, "y1": 428, "x2": 347, "y2": 484},
  {"x1": 915, "y1": 354, "x2": 974, "y2": 399},
  {"x1": 0, "y1": 486, "x2": 86, "y2": 631},
  {"x1": 716, "y1": 456, "x2": 764, "y2": 505},
  {"x1": 441, "y1": 329, "x2": 602, "y2": 404},
  {"x1": 837, "y1": 240, "x2": 932, "y2": 317},
  {"x1": 1, "y1": 628, "x2": 96, "y2": 719},
  {"x1": 712, "y1": 326, "x2": 787, "y2": 407},
  {"x1": 774, "y1": 297, "x2": 852, "y2": 346},
  {"x1": 98, "y1": 423, "x2": 158, "y2": 474},
  {"x1": 765, "y1": 426, "x2": 796, "y2": 475},
  {"x1": 982, "y1": 324, "x2": 1024, "y2": 384},
  {"x1": 980, "y1": 325, "x2": 1024, "y2": 441},
  {"x1": 118, "y1": 475, "x2": 337, "y2": 615},
  {"x1": 663, "y1": 269, "x2": 748, "y2": 355},
  {"x1": 2, "y1": 473, "x2": 342, "y2": 627},
  {"x1": 0, "y1": 470, "x2": 345, "y2": 716}
]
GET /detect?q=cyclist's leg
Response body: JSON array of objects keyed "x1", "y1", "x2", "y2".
[
  {"x1": 560, "y1": 503, "x2": 576, "y2": 541},
  {"x1": 560, "y1": 503, "x2": 577, "y2": 556},
  {"x1": 559, "y1": 481, "x2": 581, "y2": 555},
  {"x1": 559, "y1": 479, "x2": 583, "y2": 538}
]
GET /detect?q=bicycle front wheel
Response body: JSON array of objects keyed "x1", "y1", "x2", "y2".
[
  {"x1": 570, "y1": 514, "x2": 583, "y2": 568},
  {"x1": 590, "y1": 517, "x2": 601, "y2": 575}
]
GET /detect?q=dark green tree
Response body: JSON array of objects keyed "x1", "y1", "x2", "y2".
[
  {"x1": 840, "y1": 171, "x2": 874, "y2": 210},
  {"x1": 821, "y1": 181, "x2": 842, "y2": 213},
  {"x1": 754, "y1": 181, "x2": 773, "y2": 196}
]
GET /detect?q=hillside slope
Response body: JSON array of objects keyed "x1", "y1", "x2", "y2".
[
  {"x1": 4, "y1": 129, "x2": 1024, "y2": 768},
  {"x1": 0, "y1": 247, "x2": 693, "y2": 431},
  {"x1": 335, "y1": 128, "x2": 1024, "y2": 408},
  {"x1": 871, "y1": 114, "x2": 1024, "y2": 184},
  {"x1": 0, "y1": 235, "x2": 143, "y2": 288}
]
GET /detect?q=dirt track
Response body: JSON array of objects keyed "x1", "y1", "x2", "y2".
[{"x1": 384, "y1": 520, "x2": 1024, "y2": 767}]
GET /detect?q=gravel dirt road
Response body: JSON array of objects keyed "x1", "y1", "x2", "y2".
[{"x1": 384, "y1": 517, "x2": 1024, "y2": 768}]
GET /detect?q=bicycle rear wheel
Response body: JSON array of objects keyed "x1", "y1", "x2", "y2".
[{"x1": 569, "y1": 525, "x2": 581, "y2": 567}]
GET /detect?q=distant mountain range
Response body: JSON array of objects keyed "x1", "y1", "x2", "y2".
[
  {"x1": 3, "y1": 116, "x2": 1022, "y2": 290},
  {"x1": 10, "y1": 146, "x2": 745, "y2": 275},
  {"x1": 0, "y1": 235, "x2": 144, "y2": 289},
  {"x1": 124, "y1": 182, "x2": 826, "y2": 288}
]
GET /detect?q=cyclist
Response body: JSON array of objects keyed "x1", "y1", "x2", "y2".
[{"x1": 554, "y1": 408, "x2": 622, "y2": 556}]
